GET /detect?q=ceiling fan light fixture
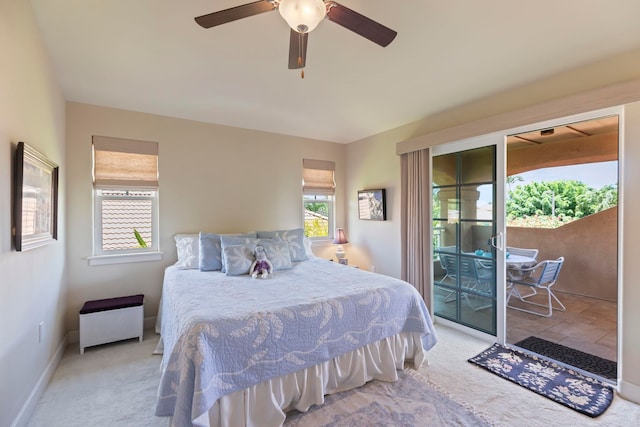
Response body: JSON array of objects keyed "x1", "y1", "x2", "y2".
[{"x1": 279, "y1": 0, "x2": 327, "y2": 33}]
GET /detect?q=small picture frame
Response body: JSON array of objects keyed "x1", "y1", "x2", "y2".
[
  {"x1": 338, "y1": 258, "x2": 348, "y2": 265},
  {"x1": 358, "y1": 189, "x2": 386, "y2": 221}
]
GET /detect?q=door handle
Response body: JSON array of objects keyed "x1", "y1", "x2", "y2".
[{"x1": 490, "y1": 232, "x2": 504, "y2": 251}]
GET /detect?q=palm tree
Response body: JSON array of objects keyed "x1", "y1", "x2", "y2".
[{"x1": 507, "y1": 175, "x2": 524, "y2": 194}]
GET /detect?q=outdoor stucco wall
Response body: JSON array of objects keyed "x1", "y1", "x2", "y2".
[{"x1": 507, "y1": 207, "x2": 617, "y2": 301}]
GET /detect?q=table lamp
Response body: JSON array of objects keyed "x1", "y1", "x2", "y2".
[{"x1": 332, "y1": 228, "x2": 349, "y2": 261}]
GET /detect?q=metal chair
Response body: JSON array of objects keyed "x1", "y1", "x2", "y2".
[
  {"x1": 506, "y1": 256, "x2": 566, "y2": 317},
  {"x1": 506, "y1": 246, "x2": 539, "y2": 260},
  {"x1": 436, "y1": 246, "x2": 456, "y2": 282},
  {"x1": 441, "y1": 254, "x2": 493, "y2": 311}
]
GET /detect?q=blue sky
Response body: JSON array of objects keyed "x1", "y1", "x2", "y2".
[{"x1": 512, "y1": 161, "x2": 618, "y2": 189}]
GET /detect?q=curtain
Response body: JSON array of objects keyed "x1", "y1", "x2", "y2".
[
  {"x1": 302, "y1": 159, "x2": 335, "y2": 195},
  {"x1": 401, "y1": 149, "x2": 432, "y2": 310},
  {"x1": 93, "y1": 135, "x2": 159, "y2": 189}
]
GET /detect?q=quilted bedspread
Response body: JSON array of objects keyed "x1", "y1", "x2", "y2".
[{"x1": 155, "y1": 258, "x2": 437, "y2": 424}]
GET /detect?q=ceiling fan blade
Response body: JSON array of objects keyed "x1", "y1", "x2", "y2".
[
  {"x1": 288, "y1": 30, "x2": 308, "y2": 69},
  {"x1": 195, "y1": 1, "x2": 276, "y2": 29},
  {"x1": 325, "y1": 1, "x2": 397, "y2": 47}
]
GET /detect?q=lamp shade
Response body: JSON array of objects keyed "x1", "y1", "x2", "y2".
[
  {"x1": 278, "y1": 0, "x2": 327, "y2": 33},
  {"x1": 332, "y1": 228, "x2": 348, "y2": 245}
]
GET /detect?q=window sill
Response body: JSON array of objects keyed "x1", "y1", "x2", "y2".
[
  {"x1": 309, "y1": 238, "x2": 333, "y2": 247},
  {"x1": 87, "y1": 251, "x2": 164, "y2": 266}
]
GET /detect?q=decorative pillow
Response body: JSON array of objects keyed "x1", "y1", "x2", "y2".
[
  {"x1": 222, "y1": 245, "x2": 255, "y2": 276},
  {"x1": 200, "y1": 232, "x2": 257, "y2": 271},
  {"x1": 199, "y1": 233, "x2": 223, "y2": 271},
  {"x1": 260, "y1": 239, "x2": 293, "y2": 271},
  {"x1": 303, "y1": 236, "x2": 316, "y2": 259},
  {"x1": 220, "y1": 234, "x2": 259, "y2": 272},
  {"x1": 257, "y1": 228, "x2": 308, "y2": 262},
  {"x1": 174, "y1": 234, "x2": 199, "y2": 269}
]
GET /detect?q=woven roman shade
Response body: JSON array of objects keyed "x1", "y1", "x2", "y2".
[
  {"x1": 303, "y1": 159, "x2": 335, "y2": 195},
  {"x1": 93, "y1": 136, "x2": 159, "y2": 189}
]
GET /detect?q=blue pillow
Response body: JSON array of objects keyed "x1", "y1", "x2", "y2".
[
  {"x1": 199, "y1": 232, "x2": 257, "y2": 271},
  {"x1": 257, "y1": 228, "x2": 308, "y2": 262},
  {"x1": 222, "y1": 245, "x2": 255, "y2": 276},
  {"x1": 220, "y1": 235, "x2": 259, "y2": 272},
  {"x1": 199, "y1": 233, "x2": 222, "y2": 271}
]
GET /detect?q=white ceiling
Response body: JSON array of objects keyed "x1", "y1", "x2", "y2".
[{"x1": 30, "y1": 0, "x2": 640, "y2": 143}]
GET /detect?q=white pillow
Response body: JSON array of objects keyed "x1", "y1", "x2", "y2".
[
  {"x1": 174, "y1": 234, "x2": 199, "y2": 269},
  {"x1": 303, "y1": 236, "x2": 316, "y2": 259}
]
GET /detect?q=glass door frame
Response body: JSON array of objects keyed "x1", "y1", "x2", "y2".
[
  {"x1": 430, "y1": 105, "x2": 623, "y2": 346},
  {"x1": 431, "y1": 132, "x2": 507, "y2": 343}
]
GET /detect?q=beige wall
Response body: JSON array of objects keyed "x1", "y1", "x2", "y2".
[
  {"x1": 65, "y1": 103, "x2": 345, "y2": 333},
  {"x1": 344, "y1": 136, "x2": 402, "y2": 276},
  {"x1": 0, "y1": 1, "x2": 67, "y2": 426}
]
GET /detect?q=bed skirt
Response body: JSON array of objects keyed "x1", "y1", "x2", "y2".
[{"x1": 170, "y1": 332, "x2": 426, "y2": 427}]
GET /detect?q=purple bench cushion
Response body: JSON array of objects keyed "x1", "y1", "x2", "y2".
[{"x1": 79, "y1": 294, "x2": 144, "y2": 314}]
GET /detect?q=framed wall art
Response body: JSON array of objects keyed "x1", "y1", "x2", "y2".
[
  {"x1": 14, "y1": 141, "x2": 59, "y2": 251},
  {"x1": 358, "y1": 189, "x2": 386, "y2": 221}
]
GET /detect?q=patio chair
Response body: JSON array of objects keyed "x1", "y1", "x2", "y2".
[
  {"x1": 441, "y1": 254, "x2": 493, "y2": 311},
  {"x1": 506, "y1": 246, "x2": 539, "y2": 260},
  {"x1": 436, "y1": 245, "x2": 456, "y2": 282},
  {"x1": 506, "y1": 256, "x2": 566, "y2": 317}
]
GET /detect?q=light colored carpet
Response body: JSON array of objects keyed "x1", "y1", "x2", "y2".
[{"x1": 27, "y1": 324, "x2": 640, "y2": 426}]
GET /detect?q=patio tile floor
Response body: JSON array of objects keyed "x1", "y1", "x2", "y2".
[{"x1": 506, "y1": 290, "x2": 617, "y2": 362}]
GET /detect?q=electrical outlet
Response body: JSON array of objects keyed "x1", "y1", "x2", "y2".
[
  {"x1": 370, "y1": 265, "x2": 376, "y2": 273},
  {"x1": 38, "y1": 321, "x2": 44, "y2": 344}
]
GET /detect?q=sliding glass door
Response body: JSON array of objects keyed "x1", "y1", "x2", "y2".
[{"x1": 432, "y1": 136, "x2": 506, "y2": 336}]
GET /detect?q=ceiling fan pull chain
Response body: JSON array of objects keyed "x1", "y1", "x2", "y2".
[{"x1": 298, "y1": 31, "x2": 305, "y2": 78}]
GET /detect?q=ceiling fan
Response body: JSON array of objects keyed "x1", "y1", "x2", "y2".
[{"x1": 194, "y1": 0, "x2": 397, "y2": 77}]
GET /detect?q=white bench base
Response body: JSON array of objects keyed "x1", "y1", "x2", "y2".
[{"x1": 79, "y1": 305, "x2": 143, "y2": 354}]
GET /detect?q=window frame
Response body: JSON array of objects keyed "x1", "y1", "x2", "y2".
[
  {"x1": 93, "y1": 189, "x2": 159, "y2": 255},
  {"x1": 89, "y1": 136, "x2": 162, "y2": 265},
  {"x1": 302, "y1": 193, "x2": 335, "y2": 241}
]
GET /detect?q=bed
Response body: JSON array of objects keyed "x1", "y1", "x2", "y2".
[{"x1": 155, "y1": 236, "x2": 437, "y2": 427}]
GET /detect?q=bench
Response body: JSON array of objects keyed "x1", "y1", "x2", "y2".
[{"x1": 79, "y1": 294, "x2": 144, "y2": 354}]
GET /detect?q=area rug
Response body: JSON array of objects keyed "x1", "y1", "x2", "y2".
[
  {"x1": 515, "y1": 336, "x2": 617, "y2": 380},
  {"x1": 468, "y1": 343, "x2": 614, "y2": 417},
  {"x1": 285, "y1": 368, "x2": 493, "y2": 427}
]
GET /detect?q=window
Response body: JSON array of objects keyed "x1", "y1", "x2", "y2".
[
  {"x1": 302, "y1": 159, "x2": 335, "y2": 240},
  {"x1": 91, "y1": 136, "x2": 160, "y2": 264}
]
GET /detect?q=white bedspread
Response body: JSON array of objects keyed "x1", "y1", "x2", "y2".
[{"x1": 155, "y1": 258, "x2": 437, "y2": 425}]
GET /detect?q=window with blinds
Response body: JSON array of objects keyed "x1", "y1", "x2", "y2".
[
  {"x1": 92, "y1": 136, "x2": 159, "y2": 256},
  {"x1": 302, "y1": 159, "x2": 335, "y2": 240}
]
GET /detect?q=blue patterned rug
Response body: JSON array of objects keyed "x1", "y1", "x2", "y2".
[{"x1": 469, "y1": 343, "x2": 614, "y2": 417}]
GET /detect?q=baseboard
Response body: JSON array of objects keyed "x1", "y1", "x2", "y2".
[
  {"x1": 434, "y1": 317, "x2": 496, "y2": 343},
  {"x1": 67, "y1": 316, "x2": 157, "y2": 344},
  {"x1": 12, "y1": 316, "x2": 159, "y2": 426},
  {"x1": 619, "y1": 379, "x2": 640, "y2": 404},
  {"x1": 11, "y1": 335, "x2": 68, "y2": 427}
]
